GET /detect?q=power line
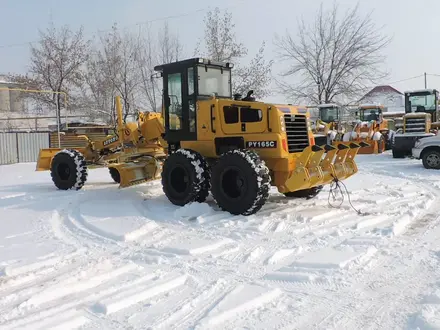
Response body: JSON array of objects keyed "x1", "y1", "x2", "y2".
[
  {"x1": 386, "y1": 74, "x2": 425, "y2": 85},
  {"x1": 0, "y1": 0, "x2": 248, "y2": 50}
]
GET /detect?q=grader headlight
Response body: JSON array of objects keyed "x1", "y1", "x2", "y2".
[{"x1": 280, "y1": 115, "x2": 286, "y2": 132}]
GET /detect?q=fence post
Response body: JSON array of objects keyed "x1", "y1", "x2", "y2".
[{"x1": 15, "y1": 133, "x2": 19, "y2": 163}]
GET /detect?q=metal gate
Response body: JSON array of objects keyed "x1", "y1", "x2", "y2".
[{"x1": 0, "y1": 132, "x2": 49, "y2": 165}]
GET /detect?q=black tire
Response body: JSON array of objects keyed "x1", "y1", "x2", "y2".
[
  {"x1": 284, "y1": 185, "x2": 323, "y2": 199},
  {"x1": 385, "y1": 139, "x2": 392, "y2": 151},
  {"x1": 50, "y1": 149, "x2": 88, "y2": 190},
  {"x1": 210, "y1": 149, "x2": 271, "y2": 216},
  {"x1": 392, "y1": 148, "x2": 405, "y2": 159},
  {"x1": 422, "y1": 149, "x2": 440, "y2": 170},
  {"x1": 161, "y1": 148, "x2": 210, "y2": 206},
  {"x1": 377, "y1": 135, "x2": 385, "y2": 153},
  {"x1": 109, "y1": 167, "x2": 120, "y2": 183}
]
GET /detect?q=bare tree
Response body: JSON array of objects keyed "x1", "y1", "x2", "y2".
[
  {"x1": 158, "y1": 22, "x2": 183, "y2": 63},
  {"x1": 135, "y1": 22, "x2": 183, "y2": 113},
  {"x1": 83, "y1": 24, "x2": 142, "y2": 122},
  {"x1": 195, "y1": 7, "x2": 273, "y2": 98},
  {"x1": 80, "y1": 53, "x2": 118, "y2": 124},
  {"x1": 273, "y1": 2, "x2": 391, "y2": 105},
  {"x1": 25, "y1": 21, "x2": 90, "y2": 126}
]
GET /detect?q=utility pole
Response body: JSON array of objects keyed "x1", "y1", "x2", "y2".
[{"x1": 425, "y1": 72, "x2": 427, "y2": 88}]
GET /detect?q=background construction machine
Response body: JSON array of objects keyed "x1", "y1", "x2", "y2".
[
  {"x1": 312, "y1": 104, "x2": 346, "y2": 146},
  {"x1": 36, "y1": 57, "x2": 364, "y2": 216},
  {"x1": 154, "y1": 57, "x2": 364, "y2": 215},
  {"x1": 392, "y1": 89, "x2": 440, "y2": 158},
  {"x1": 336, "y1": 104, "x2": 391, "y2": 154},
  {"x1": 358, "y1": 104, "x2": 391, "y2": 150}
]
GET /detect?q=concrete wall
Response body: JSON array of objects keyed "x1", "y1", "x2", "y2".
[{"x1": 0, "y1": 83, "x2": 24, "y2": 112}]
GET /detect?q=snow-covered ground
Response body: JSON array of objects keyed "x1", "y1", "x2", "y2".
[{"x1": 0, "y1": 152, "x2": 440, "y2": 330}]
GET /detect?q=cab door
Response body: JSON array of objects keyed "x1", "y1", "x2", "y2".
[{"x1": 163, "y1": 66, "x2": 197, "y2": 143}]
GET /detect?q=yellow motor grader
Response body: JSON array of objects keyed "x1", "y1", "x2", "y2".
[
  {"x1": 36, "y1": 96, "x2": 168, "y2": 189},
  {"x1": 36, "y1": 57, "x2": 365, "y2": 216}
]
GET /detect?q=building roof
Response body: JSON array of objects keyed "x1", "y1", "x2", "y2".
[{"x1": 362, "y1": 85, "x2": 403, "y2": 98}]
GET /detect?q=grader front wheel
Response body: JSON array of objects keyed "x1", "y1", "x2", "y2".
[
  {"x1": 50, "y1": 149, "x2": 88, "y2": 190},
  {"x1": 210, "y1": 149, "x2": 271, "y2": 216},
  {"x1": 161, "y1": 149, "x2": 210, "y2": 206}
]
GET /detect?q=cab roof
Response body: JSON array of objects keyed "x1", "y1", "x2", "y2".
[{"x1": 154, "y1": 58, "x2": 234, "y2": 72}]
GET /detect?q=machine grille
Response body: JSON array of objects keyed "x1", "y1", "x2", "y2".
[
  {"x1": 284, "y1": 114, "x2": 310, "y2": 153},
  {"x1": 404, "y1": 117, "x2": 426, "y2": 133}
]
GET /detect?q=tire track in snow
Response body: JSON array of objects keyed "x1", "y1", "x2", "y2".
[
  {"x1": 0, "y1": 260, "x2": 165, "y2": 328},
  {"x1": 287, "y1": 171, "x2": 440, "y2": 330}
]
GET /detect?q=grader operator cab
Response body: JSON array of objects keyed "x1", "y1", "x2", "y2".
[
  {"x1": 155, "y1": 58, "x2": 365, "y2": 215},
  {"x1": 392, "y1": 89, "x2": 440, "y2": 158},
  {"x1": 36, "y1": 57, "x2": 365, "y2": 216}
]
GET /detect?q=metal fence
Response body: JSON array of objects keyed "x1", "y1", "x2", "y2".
[{"x1": 0, "y1": 132, "x2": 50, "y2": 165}]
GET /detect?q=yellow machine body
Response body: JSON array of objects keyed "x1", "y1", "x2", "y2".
[
  {"x1": 37, "y1": 57, "x2": 364, "y2": 216},
  {"x1": 171, "y1": 98, "x2": 361, "y2": 194},
  {"x1": 36, "y1": 96, "x2": 167, "y2": 188}
]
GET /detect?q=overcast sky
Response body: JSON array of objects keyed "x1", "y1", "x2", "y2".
[{"x1": 1, "y1": 0, "x2": 440, "y2": 103}]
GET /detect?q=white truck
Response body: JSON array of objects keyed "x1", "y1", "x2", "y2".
[{"x1": 412, "y1": 134, "x2": 440, "y2": 169}]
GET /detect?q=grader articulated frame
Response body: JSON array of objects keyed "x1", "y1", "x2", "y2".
[
  {"x1": 37, "y1": 57, "x2": 365, "y2": 216},
  {"x1": 36, "y1": 96, "x2": 167, "y2": 189}
]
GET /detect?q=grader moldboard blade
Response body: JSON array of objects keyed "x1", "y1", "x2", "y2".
[
  {"x1": 283, "y1": 142, "x2": 363, "y2": 193},
  {"x1": 109, "y1": 157, "x2": 163, "y2": 188}
]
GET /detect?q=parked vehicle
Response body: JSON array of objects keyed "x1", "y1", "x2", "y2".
[{"x1": 412, "y1": 134, "x2": 440, "y2": 169}]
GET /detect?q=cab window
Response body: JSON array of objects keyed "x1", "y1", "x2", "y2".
[{"x1": 223, "y1": 106, "x2": 262, "y2": 123}]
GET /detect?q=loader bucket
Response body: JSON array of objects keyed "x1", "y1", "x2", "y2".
[
  {"x1": 36, "y1": 148, "x2": 63, "y2": 171},
  {"x1": 356, "y1": 140, "x2": 378, "y2": 154},
  {"x1": 333, "y1": 139, "x2": 378, "y2": 154},
  {"x1": 320, "y1": 144, "x2": 338, "y2": 183},
  {"x1": 341, "y1": 142, "x2": 362, "y2": 179},
  {"x1": 109, "y1": 157, "x2": 162, "y2": 188},
  {"x1": 283, "y1": 142, "x2": 362, "y2": 193}
]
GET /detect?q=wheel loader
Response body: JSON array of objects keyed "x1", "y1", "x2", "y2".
[
  {"x1": 312, "y1": 103, "x2": 346, "y2": 146},
  {"x1": 154, "y1": 57, "x2": 365, "y2": 215},
  {"x1": 334, "y1": 104, "x2": 391, "y2": 154},
  {"x1": 392, "y1": 89, "x2": 440, "y2": 158},
  {"x1": 36, "y1": 57, "x2": 365, "y2": 216}
]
